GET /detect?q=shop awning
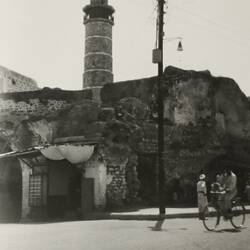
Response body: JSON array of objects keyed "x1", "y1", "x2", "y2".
[
  {"x1": 0, "y1": 137, "x2": 100, "y2": 164},
  {"x1": 40, "y1": 144, "x2": 95, "y2": 164},
  {"x1": 0, "y1": 147, "x2": 42, "y2": 160}
]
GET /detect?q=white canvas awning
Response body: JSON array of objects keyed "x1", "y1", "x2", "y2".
[
  {"x1": 0, "y1": 136, "x2": 100, "y2": 164},
  {"x1": 0, "y1": 142, "x2": 97, "y2": 165},
  {"x1": 40, "y1": 146, "x2": 64, "y2": 161},
  {"x1": 40, "y1": 144, "x2": 95, "y2": 164}
]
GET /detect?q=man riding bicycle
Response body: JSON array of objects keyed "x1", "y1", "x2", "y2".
[
  {"x1": 203, "y1": 170, "x2": 245, "y2": 231},
  {"x1": 219, "y1": 167, "x2": 237, "y2": 218}
]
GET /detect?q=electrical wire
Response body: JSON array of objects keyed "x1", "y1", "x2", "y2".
[
  {"x1": 172, "y1": 3, "x2": 250, "y2": 44},
  {"x1": 170, "y1": 12, "x2": 250, "y2": 51},
  {"x1": 174, "y1": 3, "x2": 250, "y2": 41},
  {"x1": 166, "y1": 15, "x2": 250, "y2": 61},
  {"x1": 164, "y1": 1, "x2": 250, "y2": 52}
]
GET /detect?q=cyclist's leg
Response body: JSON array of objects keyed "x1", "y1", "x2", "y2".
[
  {"x1": 216, "y1": 195, "x2": 224, "y2": 214},
  {"x1": 224, "y1": 193, "x2": 237, "y2": 218}
]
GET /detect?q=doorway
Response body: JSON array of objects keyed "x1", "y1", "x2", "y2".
[
  {"x1": 0, "y1": 158, "x2": 22, "y2": 222},
  {"x1": 137, "y1": 154, "x2": 157, "y2": 205},
  {"x1": 47, "y1": 161, "x2": 81, "y2": 219}
]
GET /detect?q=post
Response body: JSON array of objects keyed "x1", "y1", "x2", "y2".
[{"x1": 157, "y1": 0, "x2": 166, "y2": 215}]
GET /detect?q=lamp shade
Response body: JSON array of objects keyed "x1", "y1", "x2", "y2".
[{"x1": 177, "y1": 41, "x2": 183, "y2": 51}]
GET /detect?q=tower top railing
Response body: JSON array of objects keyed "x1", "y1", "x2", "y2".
[
  {"x1": 91, "y1": 0, "x2": 108, "y2": 5},
  {"x1": 83, "y1": 1, "x2": 115, "y2": 25}
]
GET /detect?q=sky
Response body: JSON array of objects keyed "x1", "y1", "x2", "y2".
[{"x1": 0, "y1": 0, "x2": 250, "y2": 95}]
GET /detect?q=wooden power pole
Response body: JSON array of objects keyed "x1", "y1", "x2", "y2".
[{"x1": 157, "y1": 0, "x2": 166, "y2": 215}]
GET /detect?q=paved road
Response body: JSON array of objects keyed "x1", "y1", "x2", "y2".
[{"x1": 0, "y1": 215, "x2": 249, "y2": 250}]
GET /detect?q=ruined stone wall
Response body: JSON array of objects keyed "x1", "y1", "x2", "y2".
[
  {"x1": 85, "y1": 158, "x2": 107, "y2": 209},
  {"x1": 101, "y1": 66, "x2": 250, "y2": 204},
  {"x1": 1, "y1": 66, "x2": 250, "y2": 210},
  {"x1": 0, "y1": 88, "x2": 93, "y2": 118},
  {"x1": 0, "y1": 98, "x2": 69, "y2": 117},
  {"x1": 0, "y1": 66, "x2": 38, "y2": 93},
  {"x1": 106, "y1": 164, "x2": 127, "y2": 207},
  {"x1": 125, "y1": 154, "x2": 140, "y2": 203}
]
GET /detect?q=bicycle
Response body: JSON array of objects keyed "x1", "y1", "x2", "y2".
[{"x1": 202, "y1": 191, "x2": 246, "y2": 231}]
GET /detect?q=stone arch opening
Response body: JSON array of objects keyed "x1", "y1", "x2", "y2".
[{"x1": 137, "y1": 153, "x2": 157, "y2": 205}]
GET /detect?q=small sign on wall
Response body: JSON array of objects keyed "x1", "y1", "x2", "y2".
[{"x1": 152, "y1": 49, "x2": 162, "y2": 64}]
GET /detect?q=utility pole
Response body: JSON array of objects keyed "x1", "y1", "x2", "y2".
[{"x1": 157, "y1": 0, "x2": 166, "y2": 215}]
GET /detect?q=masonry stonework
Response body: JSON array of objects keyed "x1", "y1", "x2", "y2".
[
  {"x1": 0, "y1": 98, "x2": 69, "y2": 117},
  {"x1": 84, "y1": 158, "x2": 107, "y2": 209},
  {"x1": 1, "y1": 66, "x2": 250, "y2": 219},
  {"x1": 0, "y1": 66, "x2": 38, "y2": 93},
  {"x1": 106, "y1": 164, "x2": 127, "y2": 207},
  {"x1": 83, "y1": 0, "x2": 114, "y2": 88}
]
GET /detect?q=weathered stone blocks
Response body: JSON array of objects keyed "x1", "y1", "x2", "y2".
[
  {"x1": 83, "y1": 71, "x2": 113, "y2": 87},
  {"x1": 86, "y1": 21, "x2": 112, "y2": 38},
  {"x1": 84, "y1": 14, "x2": 113, "y2": 87},
  {"x1": 0, "y1": 66, "x2": 38, "y2": 93},
  {"x1": 85, "y1": 54, "x2": 112, "y2": 71},
  {"x1": 85, "y1": 37, "x2": 112, "y2": 54},
  {"x1": 106, "y1": 164, "x2": 127, "y2": 207}
]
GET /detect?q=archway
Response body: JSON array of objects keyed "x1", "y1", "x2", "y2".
[{"x1": 137, "y1": 153, "x2": 157, "y2": 205}]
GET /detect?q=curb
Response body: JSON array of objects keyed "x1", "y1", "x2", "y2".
[
  {"x1": 85, "y1": 212, "x2": 199, "y2": 221},
  {"x1": 85, "y1": 209, "x2": 250, "y2": 221}
]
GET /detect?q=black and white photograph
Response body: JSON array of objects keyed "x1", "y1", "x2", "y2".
[{"x1": 0, "y1": 0, "x2": 250, "y2": 249}]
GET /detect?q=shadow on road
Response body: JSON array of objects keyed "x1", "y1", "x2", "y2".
[
  {"x1": 149, "y1": 219, "x2": 165, "y2": 231},
  {"x1": 206, "y1": 228, "x2": 243, "y2": 233}
]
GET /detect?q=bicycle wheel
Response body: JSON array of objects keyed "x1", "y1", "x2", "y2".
[
  {"x1": 203, "y1": 204, "x2": 220, "y2": 231},
  {"x1": 230, "y1": 202, "x2": 246, "y2": 229}
]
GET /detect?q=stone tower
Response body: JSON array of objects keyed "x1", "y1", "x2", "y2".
[{"x1": 83, "y1": 0, "x2": 115, "y2": 88}]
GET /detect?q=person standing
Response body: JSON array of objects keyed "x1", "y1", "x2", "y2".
[
  {"x1": 197, "y1": 174, "x2": 208, "y2": 220},
  {"x1": 244, "y1": 177, "x2": 250, "y2": 203}
]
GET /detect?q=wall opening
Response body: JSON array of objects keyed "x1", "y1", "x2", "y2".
[
  {"x1": 47, "y1": 160, "x2": 81, "y2": 220},
  {"x1": 0, "y1": 157, "x2": 22, "y2": 222},
  {"x1": 137, "y1": 153, "x2": 157, "y2": 205}
]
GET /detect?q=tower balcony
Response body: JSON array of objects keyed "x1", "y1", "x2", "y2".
[{"x1": 83, "y1": 4, "x2": 115, "y2": 25}]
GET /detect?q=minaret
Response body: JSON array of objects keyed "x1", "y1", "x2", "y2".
[{"x1": 83, "y1": 0, "x2": 115, "y2": 88}]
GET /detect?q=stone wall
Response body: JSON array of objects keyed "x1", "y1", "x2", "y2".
[
  {"x1": 84, "y1": 158, "x2": 107, "y2": 209},
  {"x1": 0, "y1": 88, "x2": 93, "y2": 118},
  {"x1": 106, "y1": 163, "x2": 127, "y2": 208},
  {"x1": 1, "y1": 66, "x2": 250, "y2": 211},
  {"x1": 0, "y1": 98, "x2": 69, "y2": 117},
  {"x1": 125, "y1": 154, "x2": 140, "y2": 203},
  {"x1": 0, "y1": 66, "x2": 38, "y2": 93}
]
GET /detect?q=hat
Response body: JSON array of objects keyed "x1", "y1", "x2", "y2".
[{"x1": 199, "y1": 174, "x2": 206, "y2": 180}]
